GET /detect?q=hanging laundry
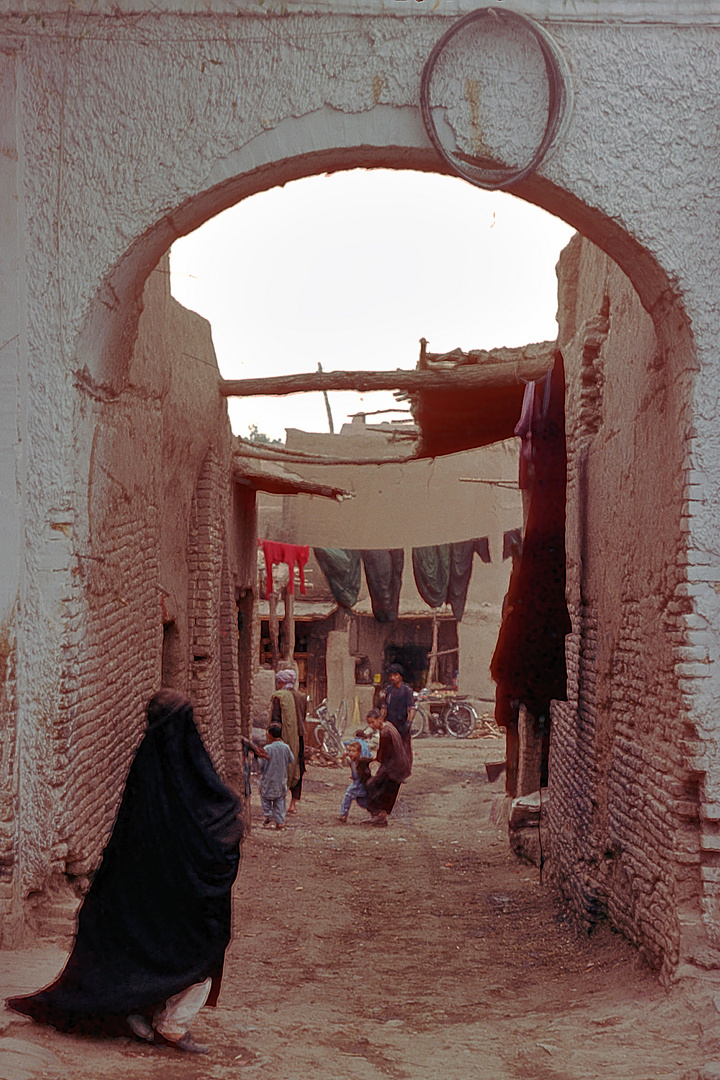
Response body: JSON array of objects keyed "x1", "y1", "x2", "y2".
[
  {"x1": 491, "y1": 350, "x2": 571, "y2": 719},
  {"x1": 362, "y1": 549, "x2": 404, "y2": 623},
  {"x1": 259, "y1": 540, "x2": 310, "y2": 599},
  {"x1": 412, "y1": 545, "x2": 451, "y2": 609},
  {"x1": 473, "y1": 536, "x2": 491, "y2": 564},
  {"x1": 515, "y1": 368, "x2": 552, "y2": 489},
  {"x1": 313, "y1": 548, "x2": 361, "y2": 609},
  {"x1": 445, "y1": 537, "x2": 491, "y2": 623}
]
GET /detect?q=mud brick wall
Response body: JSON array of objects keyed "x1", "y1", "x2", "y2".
[
  {"x1": 61, "y1": 389, "x2": 162, "y2": 880},
  {"x1": 0, "y1": 624, "x2": 18, "y2": 932},
  {"x1": 220, "y1": 554, "x2": 244, "y2": 790},
  {"x1": 188, "y1": 451, "x2": 235, "y2": 772},
  {"x1": 8, "y1": 260, "x2": 252, "y2": 936},
  {"x1": 546, "y1": 236, "x2": 702, "y2": 978}
]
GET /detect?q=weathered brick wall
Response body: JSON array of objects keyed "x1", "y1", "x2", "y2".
[
  {"x1": 61, "y1": 392, "x2": 162, "y2": 881},
  {"x1": 10, "y1": 261, "x2": 253, "y2": 936},
  {"x1": 546, "y1": 235, "x2": 701, "y2": 977},
  {"x1": 188, "y1": 451, "x2": 236, "y2": 772},
  {"x1": 0, "y1": 618, "x2": 18, "y2": 934}
]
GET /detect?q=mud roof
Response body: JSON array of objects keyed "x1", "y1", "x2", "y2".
[
  {"x1": 233, "y1": 460, "x2": 352, "y2": 502},
  {"x1": 408, "y1": 340, "x2": 556, "y2": 458}
]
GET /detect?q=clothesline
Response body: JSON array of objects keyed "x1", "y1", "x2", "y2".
[
  {"x1": 458, "y1": 477, "x2": 519, "y2": 489},
  {"x1": 259, "y1": 530, "x2": 523, "y2": 624}
]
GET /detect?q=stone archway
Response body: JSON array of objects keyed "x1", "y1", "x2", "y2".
[{"x1": 4, "y1": 9, "x2": 718, "y2": 978}]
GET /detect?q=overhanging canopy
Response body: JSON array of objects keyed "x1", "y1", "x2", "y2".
[{"x1": 409, "y1": 341, "x2": 556, "y2": 458}]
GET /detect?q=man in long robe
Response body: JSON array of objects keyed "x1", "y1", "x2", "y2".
[
  {"x1": 268, "y1": 669, "x2": 303, "y2": 809},
  {"x1": 364, "y1": 709, "x2": 412, "y2": 827}
]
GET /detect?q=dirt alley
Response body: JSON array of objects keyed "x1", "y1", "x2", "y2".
[{"x1": 2, "y1": 736, "x2": 719, "y2": 1080}]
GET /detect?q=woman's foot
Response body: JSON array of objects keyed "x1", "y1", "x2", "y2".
[
  {"x1": 287, "y1": 800, "x2": 297, "y2": 814},
  {"x1": 127, "y1": 1014, "x2": 153, "y2": 1042},
  {"x1": 370, "y1": 811, "x2": 388, "y2": 827},
  {"x1": 157, "y1": 1031, "x2": 209, "y2": 1054}
]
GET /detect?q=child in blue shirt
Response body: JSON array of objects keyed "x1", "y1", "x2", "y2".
[
  {"x1": 260, "y1": 722, "x2": 295, "y2": 830},
  {"x1": 337, "y1": 740, "x2": 371, "y2": 823}
]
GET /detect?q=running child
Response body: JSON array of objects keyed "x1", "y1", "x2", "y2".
[{"x1": 337, "y1": 740, "x2": 371, "y2": 823}]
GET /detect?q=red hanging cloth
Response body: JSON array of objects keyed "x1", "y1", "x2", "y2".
[{"x1": 259, "y1": 540, "x2": 310, "y2": 599}]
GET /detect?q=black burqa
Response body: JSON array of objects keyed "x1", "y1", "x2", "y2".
[{"x1": 7, "y1": 692, "x2": 243, "y2": 1030}]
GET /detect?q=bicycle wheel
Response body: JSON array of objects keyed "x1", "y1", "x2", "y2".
[
  {"x1": 410, "y1": 704, "x2": 428, "y2": 738},
  {"x1": 444, "y1": 702, "x2": 477, "y2": 738},
  {"x1": 335, "y1": 698, "x2": 349, "y2": 737},
  {"x1": 324, "y1": 718, "x2": 346, "y2": 758}
]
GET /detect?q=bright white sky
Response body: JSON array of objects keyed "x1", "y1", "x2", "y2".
[{"x1": 169, "y1": 169, "x2": 575, "y2": 443}]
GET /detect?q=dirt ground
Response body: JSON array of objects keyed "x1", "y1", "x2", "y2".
[{"x1": 2, "y1": 736, "x2": 718, "y2": 1080}]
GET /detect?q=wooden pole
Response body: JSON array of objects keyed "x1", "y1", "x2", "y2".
[
  {"x1": 219, "y1": 356, "x2": 552, "y2": 399},
  {"x1": 426, "y1": 646, "x2": 459, "y2": 660},
  {"x1": 284, "y1": 588, "x2": 295, "y2": 665},
  {"x1": 268, "y1": 593, "x2": 279, "y2": 672},
  {"x1": 428, "y1": 611, "x2": 439, "y2": 685},
  {"x1": 318, "y1": 362, "x2": 335, "y2": 434}
]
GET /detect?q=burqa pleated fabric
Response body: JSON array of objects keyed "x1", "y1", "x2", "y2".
[{"x1": 7, "y1": 691, "x2": 243, "y2": 1031}]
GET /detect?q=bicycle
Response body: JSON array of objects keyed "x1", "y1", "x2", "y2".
[
  {"x1": 443, "y1": 700, "x2": 478, "y2": 738},
  {"x1": 410, "y1": 698, "x2": 430, "y2": 738},
  {"x1": 334, "y1": 697, "x2": 349, "y2": 738},
  {"x1": 410, "y1": 692, "x2": 479, "y2": 739},
  {"x1": 311, "y1": 699, "x2": 346, "y2": 759}
]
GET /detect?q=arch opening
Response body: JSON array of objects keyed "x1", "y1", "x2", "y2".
[{"x1": 70, "y1": 140, "x2": 700, "y2": 984}]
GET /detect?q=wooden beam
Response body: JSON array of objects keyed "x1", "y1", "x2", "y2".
[
  {"x1": 269, "y1": 593, "x2": 279, "y2": 673},
  {"x1": 219, "y1": 356, "x2": 553, "y2": 399},
  {"x1": 283, "y1": 589, "x2": 295, "y2": 665}
]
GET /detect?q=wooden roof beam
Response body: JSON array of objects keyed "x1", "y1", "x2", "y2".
[{"x1": 219, "y1": 356, "x2": 553, "y2": 399}]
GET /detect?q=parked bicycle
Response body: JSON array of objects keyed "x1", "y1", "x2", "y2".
[
  {"x1": 310, "y1": 698, "x2": 347, "y2": 759},
  {"x1": 411, "y1": 690, "x2": 484, "y2": 739}
]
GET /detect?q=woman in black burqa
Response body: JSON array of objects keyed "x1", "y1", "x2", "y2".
[{"x1": 6, "y1": 689, "x2": 243, "y2": 1054}]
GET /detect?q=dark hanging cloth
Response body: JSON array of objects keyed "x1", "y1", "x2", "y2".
[
  {"x1": 444, "y1": 538, "x2": 492, "y2": 622},
  {"x1": 473, "y1": 537, "x2": 491, "y2": 564},
  {"x1": 490, "y1": 350, "x2": 571, "y2": 718},
  {"x1": 503, "y1": 529, "x2": 523, "y2": 561},
  {"x1": 7, "y1": 693, "x2": 243, "y2": 1031},
  {"x1": 412, "y1": 545, "x2": 451, "y2": 608},
  {"x1": 515, "y1": 371, "x2": 552, "y2": 489},
  {"x1": 313, "y1": 547, "x2": 361, "y2": 609},
  {"x1": 362, "y1": 549, "x2": 404, "y2": 623}
]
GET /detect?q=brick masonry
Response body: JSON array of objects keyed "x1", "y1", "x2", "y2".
[
  {"x1": 546, "y1": 235, "x2": 705, "y2": 979},
  {"x1": 0, "y1": 261, "x2": 255, "y2": 940}
]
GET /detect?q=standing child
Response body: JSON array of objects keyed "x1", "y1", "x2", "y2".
[
  {"x1": 337, "y1": 741, "x2": 371, "y2": 824},
  {"x1": 260, "y1": 723, "x2": 295, "y2": 830}
]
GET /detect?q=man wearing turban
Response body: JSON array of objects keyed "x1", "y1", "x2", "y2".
[{"x1": 268, "y1": 669, "x2": 306, "y2": 812}]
